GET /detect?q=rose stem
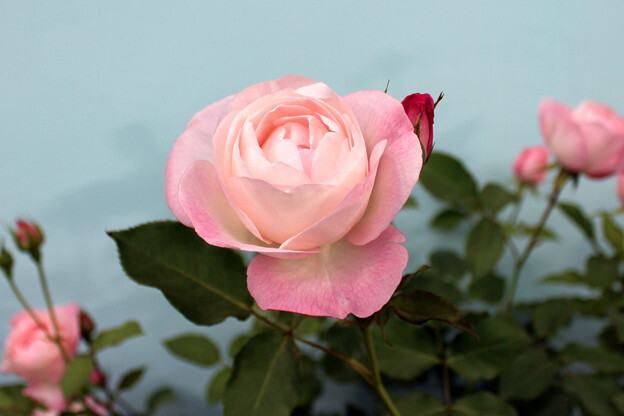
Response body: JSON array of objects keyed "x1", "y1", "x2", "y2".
[
  {"x1": 5, "y1": 277, "x2": 55, "y2": 342},
  {"x1": 361, "y1": 325, "x2": 402, "y2": 416},
  {"x1": 34, "y1": 258, "x2": 69, "y2": 362},
  {"x1": 505, "y1": 169, "x2": 569, "y2": 308}
]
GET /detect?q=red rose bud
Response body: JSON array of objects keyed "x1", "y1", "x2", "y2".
[
  {"x1": 79, "y1": 310, "x2": 96, "y2": 339},
  {"x1": 0, "y1": 244, "x2": 13, "y2": 279},
  {"x1": 12, "y1": 219, "x2": 44, "y2": 253},
  {"x1": 89, "y1": 369, "x2": 106, "y2": 386},
  {"x1": 402, "y1": 93, "x2": 435, "y2": 159}
]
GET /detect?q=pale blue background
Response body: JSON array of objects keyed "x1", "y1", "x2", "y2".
[{"x1": 2, "y1": 1, "x2": 624, "y2": 414}]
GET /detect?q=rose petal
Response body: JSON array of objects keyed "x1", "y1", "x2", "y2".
[
  {"x1": 280, "y1": 140, "x2": 386, "y2": 250},
  {"x1": 248, "y1": 225, "x2": 407, "y2": 319},
  {"x1": 178, "y1": 160, "x2": 319, "y2": 259},
  {"x1": 23, "y1": 383, "x2": 67, "y2": 411},
  {"x1": 343, "y1": 90, "x2": 422, "y2": 245}
]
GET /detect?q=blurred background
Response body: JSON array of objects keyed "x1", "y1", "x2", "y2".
[{"x1": 2, "y1": 1, "x2": 624, "y2": 414}]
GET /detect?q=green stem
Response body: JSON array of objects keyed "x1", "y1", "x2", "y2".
[
  {"x1": 506, "y1": 169, "x2": 569, "y2": 308},
  {"x1": 362, "y1": 326, "x2": 402, "y2": 416},
  {"x1": 249, "y1": 310, "x2": 372, "y2": 384},
  {"x1": 87, "y1": 343, "x2": 135, "y2": 415},
  {"x1": 35, "y1": 259, "x2": 69, "y2": 362},
  {"x1": 6, "y1": 278, "x2": 54, "y2": 342},
  {"x1": 433, "y1": 326, "x2": 452, "y2": 407}
]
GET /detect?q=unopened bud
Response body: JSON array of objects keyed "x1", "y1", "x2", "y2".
[
  {"x1": 0, "y1": 244, "x2": 13, "y2": 279},
  {"x1": 89, "y1": 369, "x2": 106, "y2": 386},
  {"x1": 79, "y1": 310, "x2": 96, "y2": 339},
  {"x1": 12, "y1": 219, "x2": 44, "y2": 257}
]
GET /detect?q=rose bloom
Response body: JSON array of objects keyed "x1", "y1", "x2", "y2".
[
  {"x1": 513, "y1": 146, "x2": 549, "y2": 185},
  {"x1": 166, "y1": 75, "x2": 422, "y2": 318},
  {"x1": 539, "y1": 98, "x2": 624, "y2": 178},
  {"x1": 402, "y1": 93, "x2": 435, "y2": 158},
  {"x1": 1, "y1": 304, "x2": 80, "y2": 410}
]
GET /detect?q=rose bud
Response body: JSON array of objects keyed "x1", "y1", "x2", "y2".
[
  {"x1": 0, "y1": 244, "x2": 13, "y2": 279},
  {"x1": 539, "y1": 98, "x2": 624, "y2": 178},
  {"x1": 12, "y1": 219, "x2": 44, "y2": 255},
  {"x1": 617, "y1": 173, "x2": 624, "y2": 206},
  {"x1": 402, "y1": 93, "x2": 435, "y2": 159},
  {"x1": 513, "y1": 146, "x2": 549, "y2": 185},
  {"x1": 79, "y1": 310, "x2": 96, "y2": 339},
  {"x1": 89, "y1": 369, "x2": 106, "y2": 387}
]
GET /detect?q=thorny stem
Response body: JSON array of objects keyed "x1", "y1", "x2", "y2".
[
  {"x1": 506, "y1": 169, "x2": 570, "y2": 308},
  {"x1": 362, "y1": 326, "x2": 402, "y2": 416},
  {"x1": 249, "y1": 309, "x2": 372, "y2": 384},
  {"x1": 35, "y1": 259, "x2": 69, "y2": 362}
]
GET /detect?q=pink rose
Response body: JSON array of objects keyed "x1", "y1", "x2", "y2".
[
  {"x1": 617, "y1": 173, "x2": 624, "y2": 206},
  {"x1": 1, "y1": 304, "x2": 80, "y2": 409},
  {"x1": 166, "y1": 75, "x2": 422, "y2": 318},
  {"x1": 513, "y1": 146, "x2": 549, "y2": 185},
  {"x1": 539, "y1": 98, "x2": 624, "y2": 178},
  {"x1": 402, "y1": 93, "x2": 435, "y2": 158}
]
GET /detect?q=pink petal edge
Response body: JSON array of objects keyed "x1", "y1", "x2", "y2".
[{"x1": 247, "y1": 225, "x2": 408, "y2": 319}]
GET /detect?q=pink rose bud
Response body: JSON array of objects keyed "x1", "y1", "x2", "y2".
[
  {"x1": 12, "y1": 219, "x2": 44, "y2": 253},
  {"x1": 79, "y1": 310, "x2": 96, "y2": 339},
  {"x1": 402, "y1": 93, "x2": 435, "y2": 159},
  {"x1": 513, "y1": 146, "x2": 549, "y2": 185},
  {"x1": 539, "y1": 98, "x2": 624, "y2": 178},
  {"x1": 617, "y1": 173, "x2": 624, "y2": 206}
]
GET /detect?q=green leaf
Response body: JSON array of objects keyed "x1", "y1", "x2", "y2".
[
  {"x1": 468, "y1": 273, "x2": 505, "y2": 304},
  {"x1": 586, "y1": 255, "x2": 619, "y2": 288},
  {"x1": 561, "y1": 343, "x2": 624, "y2": 373},
  {"x1": 447, "y1": 318, "x2": 528, "y2": 380},
  {"x1": 601, "y1": 214, "x2": 623, "y2": 253},
  {"x1": 0, "y1": 384, "x2": 38, "y2": 416},
  {"x1": 206, "y1": 367, "x2": 232, "y2": 404},
  {"x1": 420, "y1": 152, "x2": 480, "y2": 209},
  {"x1": 612, "y1": 393, "x2": 624, "y2": 414},
  {"x1": 430, "y1": 250, "x2": 466, "y2": 278},
  {"x1": 61, "y1": 355, "x2": 94, "y2": 399},
  {"x1": 228, "y1": 334, "x2": 251, "y2": 358},
  {"x1": 431, "y1": 208, "x2": 470, "y2": 231},
  {"x1": 402, "y1": 269, "x2": 463, "y2": 304},
  {"x1": 392, "y1": 392, "x2": 445, "y2": 416},
  {"x1": 109, "y1": 221, "x2": 252, "y2": 326},
  {"x1": 295, "y1": 355, "x2": 322, "y2": 407},
  {"x1": 388, "y1": 290, "x2": 475, "y2": 335},
  {"x1": 531, "y1": 391, "x2": 575, "y2": 416},
  {"x1": 92, "y1": 320, "x2": 143, "y2": 351},
  {"x1": 480, "y1": 183, "x2": 516, "y2": 214},
  {"x1": 163, "y1": 333, "x2": 220, "y2": 367},
  {"x1": 223, "y1": 331, "x2": 300, "y2": 416},
  {"x1": 465, "y1": 219, "x2": 506, "y2": 278},
  {"x1": 147, "y1": 387, "x2": 175, "y2": 413},
  {"x1": 117, "y1": 366, "x2": 146, "y2": 391},
  {"x1": 563, "y1": 374, "x2": 619, "y2": 416},
  {"x1": 558, "y1": 201, "x2": 595, "y2": 240},
  {"x1": 533, "y1": 299, "x2": 574, "y2": 338},
  {"x1": 539, "y1": 270, "x2": 585, "y2": 286},
  {"x1": 320, "y1": 324, "x2": 360, "y2": 382},
  {"x1": 499, "y1": 349, "x2": 558, "y2": 400},
  {"x1": 374, "y1": 318, "x2": 440, "y2": 380},
  {"x1": 453, "y1": 392, "x2": 517, "y2": 416}
]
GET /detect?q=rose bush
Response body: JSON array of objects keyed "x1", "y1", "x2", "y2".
[
  {"x1": 539, "y1": 98, "x2": 624, "y2": 177},
  {"x1": 1, "y1": 304, "x2": 80, "y2": 410},
  {"x1": 512, "y1": 145, "x2": 549, "y2": 185},
  {"x1": 165, "y1": 75, "x2": 422, "y2": 318}
]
